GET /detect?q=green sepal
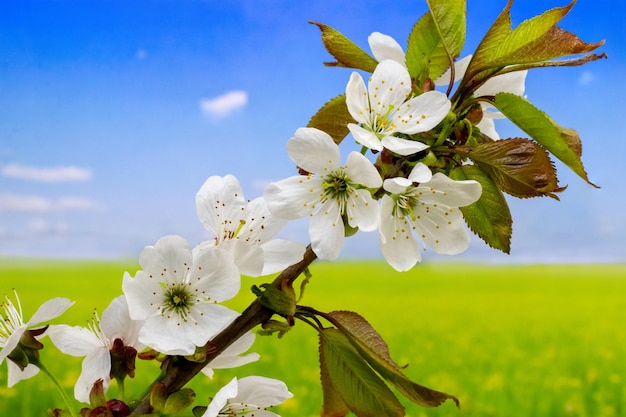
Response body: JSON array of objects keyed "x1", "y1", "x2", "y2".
[
  {"x1": 163, "y1": 388, "x2": 196, "y2": 414},
  {"x1": 450, "y1": 165, "x2": 512, "y2": 253},
  {"x1": 310, "y1": 21, "x2": 378, "y2": 72},
  {"x1": 252, "y1": 283, "x2": 296, "y2": 319}
]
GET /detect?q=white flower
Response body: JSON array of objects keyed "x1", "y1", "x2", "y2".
[
  {"x1": 368, "y1": 32, "x2": 406, "y2": 66},
  {"x1": 195, "y1": 174, "x2": 305, "y2": 277},
  {"x1": 0, "y1": 292, "x2": 73, "y2": 387},
  {"x1": 264, "y1": 127, "x2": 382, "y2": 260},
  {"x1": 47, "y1": 296, "x2": 143, "y2": 403},
  {"x1": 202, "y1": 376, "x2": 293, "y2": 417},
  {"x1": 346, "y1": 59, "x2": 451, "y2": 156},
  {"x1": 201, "y1": 331, "x2": 260, "y2": 378},
  {"x1": 122, "y1": 235, "x2": 240, "y2": 355},
  {"x1": 379, "y1": 163, "x2": 482, "y2": 271},
  {"x1": 435, "y1": 55, "x2": 528, "y2": 140}
]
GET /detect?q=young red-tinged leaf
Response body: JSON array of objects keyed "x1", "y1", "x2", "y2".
[
  {"x1": 310, "y1": 22, "x2": 378, "y2": 73},
  {"x1": 406, "y1": 0, "x2": 465, "y2": 86},
  {"x1": 493, "y1": 92, "x2": 598, "y2": 187},
  {"x1": 319, "y1": 328, "x2": 405, "y2": 417},
  {"x1": 450, "y1": 165, "x2": 512, "y2": 253},
  {"x1": 307, "y1": 94, "x2": 354, "y2": 145},
  {"x1": 328, "y1": 311, "x2": 460, "y2": 409},
  {"x1": 462, "y1": 138, "x2": 563, "y2": 199}
]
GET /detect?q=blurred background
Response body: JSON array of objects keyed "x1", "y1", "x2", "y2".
[{"x1": 1, "y1": 0, "x2": 624, "y2": 263}]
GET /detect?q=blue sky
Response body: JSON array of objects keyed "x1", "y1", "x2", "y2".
[{"x1": 1, "y1": 0, "x2": 624, "y2": 263}]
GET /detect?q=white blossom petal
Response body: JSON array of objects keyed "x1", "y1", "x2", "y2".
[
  {"x1": 203, "y1": 377, "x2": 238, "y2": 417},
  {"x1": 139, "y1": 314, "x2": 197, "y2": 356},
  {"x1": 202, "y1": 331, "x2": 260, "y2": 378},
  {"x1": 196, "y1": 174, "x2": 246, "y2": 237},
  {"x1": 234, "y1": 376, "x2": 293, "y2": 407},
  {"x1": 345, "y1": 151, "x2": 382, "y2": 188},
  {"x1": 47, "y1": 325, "x2": 102, "y2": 356},
  {"x1": 434, "y1": 55, "x2": 472, "y2": 86},
  {"x1": 394, "y1": 90, "x2": 451, "y2": 135},
  {"x1": 74, "y1": 348, "x2": 111, "y2": 403},
  {"x1": 185, "y1": 303, "x2": 239, "y2": 348},
  {"x1": 345, "y1": 72, "x2": 371, "y2": 124},
  {"x1": 348, "y1": 123, "x2": 384, "y2": 152},
  {"x1": 99, "y1": 296, "x2": 143, "y2": 349},
  {"x1": 265, "y1": 176, "x2": 324, "y2": 220},
  {"x1": 7, "y1": 361, "x2": 39, "y2": 388},
  {"x1": 27, "y1": 297, "x2": 74, "y2": 327},
  {"x1": 346, "y1": 189, "x2": 379, "y2": 231},
  {"x1": 476, "y1": 70, "x2": 528, "y2": 97},
  {"x1": 368, "y1": 32, "x2": 406, "y2": 65},
  {"x1": 379, "y1": 196, "x2": 421, "y2": 271},
  {"x1": 309, "y1": 201, "x2": 344, "y2": 260},
  {"x1": 368, "y1": 60, "x2": 412, "y2": 116},
  {"x1": 286, "y1": 127, "x2": 340, "y2": 174},
  {"x1": 407, "y1": 163, "x2": 433, "y2": 183},
  {"x1": 413, "y1": 206, "x2": 470, "y2": 255},
  {"x1": 423, "y1": 173, "x2": 482, "y2": 207},
  {"x1": 122, "y1": 271, "x2": 162, "y2": 321},
  {"x1": 138, "y1": 235, "x2": 192, "y2": 286},
  {"x1": 259, "y1": 239, "x2": 306, "y2": 276},
  {"x1": 216, "y1": 239, "x2": 265, "y2": 278},
  {"x1": 381, "y1": 135, "x2": 429, "y2": 156},
  {"x1": 476, "y1": 116, "x2": 500, "y2": 140}
]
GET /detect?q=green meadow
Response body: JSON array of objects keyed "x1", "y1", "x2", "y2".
[{"x1": 1, "y1": 260, "x2": 625, "y2": 417}]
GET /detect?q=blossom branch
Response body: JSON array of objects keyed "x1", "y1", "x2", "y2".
[{"x1": 130, "y1": 245, "x2": 317, "y2": 415}]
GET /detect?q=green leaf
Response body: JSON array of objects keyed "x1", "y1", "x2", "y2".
[
  {"x1": 468, "y1": 1, "x2": 574, "y2": 75},
  {"x1": 492, "y1": 92, "x2": 598, "y2": 187},
  {"x1": 310, "y1": 22, "x2": 378, "y2": 73},
  {"x1": 328, "y1": 311, "x2": 460, "y2": 409},
  {"x1": 450, "y1": 165, "x2": 512, "y2": 253},
  {"x1": 163, "y1": 388, "x2": 196, "y2": 414},
  {"x1": 320, "y1": 341, "x2": 351, "y2": 417},
  {"x1": 307, "y1": 94, "x2": 354, "y2": 145},
  {"x1": 406, "y1": 0, "x2": 466, "y2": 85},
  {"x1": 462, "y1": 138, "x2": 563, "y2": 199},
  {"x1": 319, "y1": 328, "x2": 405, "y2": 417}
]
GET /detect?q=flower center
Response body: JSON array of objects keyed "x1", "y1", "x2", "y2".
[
  {"x1": 392, "y1": 187, "x2": 420, "y2": 220},
  {"x1": 322, "y1": 168, "x2": 353, "y2": 214},
  {"x1": 162, "y1": 284, "x2": 195, "y2": 320}
]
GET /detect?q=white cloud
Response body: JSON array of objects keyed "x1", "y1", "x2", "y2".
[
  {"x1": 199, "y1": 90, "x2": 248, "y2": 120},
  {"x1": 2, "y1": 163, "x2": 92, "y2": 182},
  {"x1": 27, "y1": 219, "x2": 69, "y2": 234},
  {"x1": 0, "y1": 193, "x2": 100, "y2": 213},
  {"x1": 577, "y1": 71, "x2": 595, "y2": 86}
]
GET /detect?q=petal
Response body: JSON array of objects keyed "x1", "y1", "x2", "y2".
[
  {"x1": 309, "y1": 202, "x2": 344, "y2": 260},
  {"x1": 191, "y1": 247, "x2": 240, "y2": 301},
  {"x1": 259, "y1": 239, "x2": 306, "y2": 276},
  {"x1": 286, "y1": 127, "x2": 340, "y2": 173},
  {"x1": 218, "y1": 239, "x2": 265, "y2": 277},
  {"x1": 264, "y1": 176, "x2": 323, "y2": 220},
  {"x1": 345, "y1": 72, "x2": 370, "y2": 124},
  {"x1": 244, "y1": 197, "x2": 287, "y2": 243},
  {"x1": 383, "y1": 177, "x2": 411, "y2": 194},
  {"x1": 27, "y1": 297, "x2": 74, "y2": 327},
  {"x1": 379, "y1": 196, "x2": 421, "y2": 271},
  {"x1": 368, "y1": 60, "x2": 412, "y2": 116},
  {"x1": 421, "y1": 173, "x2": 482, "y2": 207},
  {"x1": 348, "y1": 123, "x2": 384, "y2": 152},
  {"x1": 233, "y1": 376, "x2": 293, "y2": 407},
  {"x1": 204, "y1": 331, "x2": 259, "y2": 373},
  {"x1": 203, "y1": 377, "x2": 238, "y2": 417},
  {"x1": 185, "y1": 304, "x2": 239, "y2": 348},
  {"x1": 46, "y1": 325, "x2": 102, "y2": 356},
  {"x1": 434, "y1": 55, "x2": 472, "y2": 86},
  {"x1": 345, "y1": 151, "x2": 382, "y2": 188},
  {"x1": 476, "y1": 70, "x2": 527, "y2": 97},
  {"x1": 139, "y1": 315, "x2": 196, "y2": 355},
  {"x1": 74, "y1": 348, "x2": 111, "y2": 403},
  {"x1": 122, "y1": 270, "x2": 163, "y2": 321},
  {"x1": 407, "y1": 163, "x2": 433, "y2": 183},
  {"x1": 0, "y1": 324, "x2": 27, "y2": 363},
  {"x1": 476, "y1": 115, "x2": 500, "y2": 140},
  {"x1": 346, "y1": 189, "x2": 379, "y2": 231},
  {"x1": 381, "y1": 135, "x2": 429, "y2": 156},
  {"x1": 394, "y1": 90, "x2": 451, "y2": 135},
  {"x1": 368, "y1": 32, "x2": 405, "y2": 66},
  {"x1": 100, "y1": 296, "x2": 144, "y2": 349},
  {"x1": 196, "y1": 174, "x2": 246, "y2": 237},
  {"x1": 7, "y1": 361, "x2": 39, "y2": 388},
  {"x1": 138, "y1": 235, "x2": 192, "y2": 285},
  {"x1": 413, "y1": 206, "x2": 470, "y2": 255}
]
